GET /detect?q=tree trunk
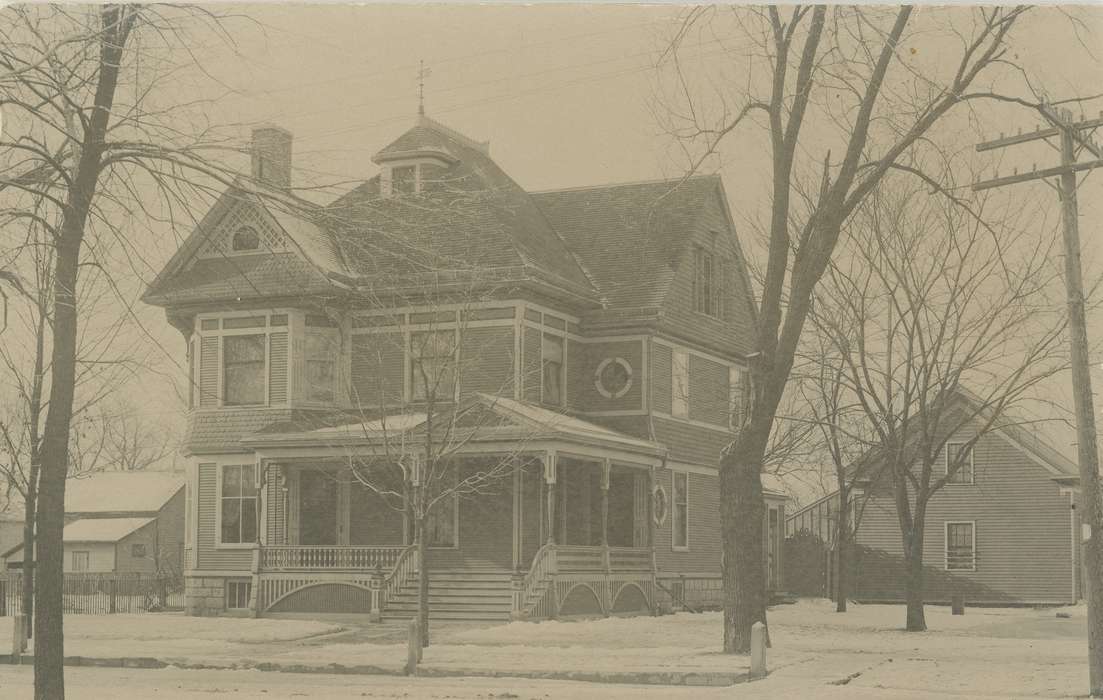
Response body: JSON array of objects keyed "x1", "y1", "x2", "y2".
[
  {"x1": 719, "y1": 430, "x2": 768, "y2": 654},
  {"x1": 21, "y1": 482, "x2": 36, "y2": 638},
  {"x1": 33, "y1": 10, "x2": 132, "y2": 697},
  {"x1": 903, "y1": 533, "x2": 927, "y2": 632},
  {"x1": 416, "y1": 518, "x2": 430, "y2": 648},
  {"x1": 835, "y1": 487, "x2": 849, "y2": 613}
]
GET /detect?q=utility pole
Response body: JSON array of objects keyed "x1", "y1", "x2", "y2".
[{"x1": 975, "y1": 105, "x2": 1103, "y2": 697}]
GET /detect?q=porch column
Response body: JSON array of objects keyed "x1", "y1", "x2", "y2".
[
  {"x1": 647, "y1": 465, "x2": 657, "y2": 572},
  {"x1": 512, "y1": 457, "x2": 522, "y2": 571},
  {"x1": 601, "y1": 459, "x2": 611, "y2": 572},
  {"x1": 544, "y1": 451, "x2": 557, "y2": 545},
  {"x1": 600, "y1": 459, "x2": 610, "y2": 547}
]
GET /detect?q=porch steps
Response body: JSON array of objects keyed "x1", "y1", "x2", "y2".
[{"x1": 382, "y1": 569, "x2": 513, "y2": 622}]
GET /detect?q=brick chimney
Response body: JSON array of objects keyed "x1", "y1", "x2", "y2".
[{"x1": 250, "y1": 125, "x2": 292, "y2": 189}]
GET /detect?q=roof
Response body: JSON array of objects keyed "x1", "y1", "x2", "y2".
[
  {"x1": 532, "y1": 176, "x2": 723, "y2": 311},
  {"x1": 61, "y1": 517, "x2": 154, "y2": 543},
  {"x1": 241, "y1": 393, "x2": 666, "y2": 458},
  {"x1": 65, "y1": 472, "x2": 184, "y2": 514}
]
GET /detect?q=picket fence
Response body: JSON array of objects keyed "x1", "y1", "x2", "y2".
[{"x1": 0, "y1": 572, "x2": 184, "y2": 615}]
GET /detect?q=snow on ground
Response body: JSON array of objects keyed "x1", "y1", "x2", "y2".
[{"x1": 0, "y1": 600, "x2": 1090, "y2": 697}]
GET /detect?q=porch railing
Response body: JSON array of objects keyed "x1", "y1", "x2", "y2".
[
  {"x1": 261, "y1": 545, "x2": 407, "y2": 571},
  {"x1": 380, "y1": 544, "x2": 419, "y2": 610}
]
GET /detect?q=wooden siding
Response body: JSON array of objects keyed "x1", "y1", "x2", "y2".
[
  {"x1": 431, "y1": 472, "x2": 514, "y2": 569},
  {"x1": 658, "y1": 190, "x2": 755, "y2": 356},
  {"x1": 522, "y1": 327, "x2": 541, "y2": 403},
  {"x1": 565, "y1": 338, "x2": 588, "y2": 411},
  {"x1": 654, "y1": 467, "x2": 722, "y2": 574},
  {"x1": 268, "y1": 331, "x2": 288, "y2": 404},
  {"x1": 458, "y1": 327, "x2": 514, "y2": 397},
  {"x1": 62, "y1": 543, "x2": 115, "y2": 573},
  {"x1": 573, "y1": 339, "x2": 644, "y2": 412},
  {"x1": 688, "y1": 354, "x2": 728, "y2": 426},
  {"x1": 651, "y1": 342, "x2": 672, "y2": 415},
  {"x1": 199, "y1": 336, "x2": 219, "y2": 408},
  {"x1": 196, "y1": 462, "x2": 252, "y2": 572},
  {"x1": 114, "y1": 521, "x2": 159, "y2": 574},
  {"x1": 652, "y1": 417, "x2": 732, "y2": 467},
  {"x1": 350, "y1": 332, "x2": 404, "y2": 408},
  {"x1": 349, "y1": 481, "x2": 404, "y2": 546},
  {"x1": 155, "y1": 488, "x2": 187, "y2": 574},
  {"x1": 852, "y1": 430, "x2": 1077, "y2": 604}
]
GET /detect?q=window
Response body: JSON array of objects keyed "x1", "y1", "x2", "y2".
[
  {"x1": 542, "y1": 335, "x2": 564, "y2": 406},
  {"x1": 231, "y1": 226, "x2": 260, "y2": 252},
  {"x1": 411, "y1": 331, "x2": 456, "y2": 401},
  {"x1": 672, "y1": 349, "x2": 689, "y2": 418},
  {"x1": 131, "y1": 544, "x2": 147, "y2": 558},
  {"x1": 946, "y1": 441, "x2": 975, "y2": 484},
  {"x1": 945, "y1": 522, "x2": 976, "y2": 570},
  {"x1": 692, "y1": 246, "x2": 721, "y2": 317},
  {"x1": 427, "y1": 495, "x2": 457, "y2": 547},
  {"x1": 223, "y1": 334, "x2": 266, "y2": 406},
  {"x1": 672, "y1": 471, "x2": 689, "y2": 549},
  {"x1": 391, "y1": 165, "x2": 417, "y2": 195},
  {"x1": 305, "y1": 332, "x2": 337, "y2": 403},
  {"x1": 220, "y1": 464, "x2": 258, "y2": 545},
  {"x1": 71, "y1": 551, "x2": 89, "y2": 572},
  {"x1": 226, "y1": 580, "x2": 252, "y2": 609}
]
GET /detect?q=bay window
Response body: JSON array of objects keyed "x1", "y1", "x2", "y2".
[
  {"x1": 411, "y1": 330, "x2": 456, "y2": 401},
  {"x1": 223, "y1": 334, "x2": 266, "y2": 406},
  {"x1": 220, "y1": 464, "x2": 258, "y2": 545}
]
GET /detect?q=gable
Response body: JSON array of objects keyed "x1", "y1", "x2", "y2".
[{"x1": 192, "y1": 200, "x2": 289, "y2": 260}]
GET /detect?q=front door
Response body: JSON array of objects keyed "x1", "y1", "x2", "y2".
[{"x1": 298, "y1": 469, "x2": 338, "y2": 545}]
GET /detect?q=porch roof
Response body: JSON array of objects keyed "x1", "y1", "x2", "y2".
[{"x1": 240, "y1": 394, "x2": 666, "y2": 462}]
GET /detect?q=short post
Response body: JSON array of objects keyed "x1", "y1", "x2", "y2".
[
  {"x1": 11, "y1": 613, "x2": 27, "y2": 662},
  {"x1": 405, "y1": 616, "x2": 421, "y2": 675},
  {"x1": 749, "y1": 621, "x2": 768, "y2": 680},
  {"x1": 510, "y1": 571, "x2": 525, "y2": 621},
  {"x1": 368, "y1": 565, "x2": 383, "y2": 623},
  {"x1": 109, "y1": 577, "x2": 117, "y2": 614},
  {"x1": 951, "y1": 589, "x2": 965, "y2": 616}
]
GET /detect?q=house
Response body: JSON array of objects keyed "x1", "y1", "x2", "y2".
[
  {"x1": 785, "y1": 397, "x2": 1081, "y2": 605},
  {"x1": 143, "y1": 115, "x2": 786, "y2": 620},
  {"x1": 2, "y1": 471, "x2": 186, "y2": 575},
  {"x1": 0, "y1": 515, "x2": 22, "y2": 565}
]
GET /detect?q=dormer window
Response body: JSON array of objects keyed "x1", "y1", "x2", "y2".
[
  {"x1": 232, "y1": 226, "x2": 260, "y2": 252},
  {"x1": 391, "y1": 165, "x2": 418, "y2": 195}
]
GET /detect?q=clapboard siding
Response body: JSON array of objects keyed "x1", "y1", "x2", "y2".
[
  {"x1": 655, "y1": 467, "x2": 722, "y2": 574},
  {"x1": 196, "y1": 462, "x2": 252, "y2": 572},
  {"x1": 852, "y1": 429, "x2": 1077, "y2": 604},
  {"x1": 268, "y1": 331, "x2": 288, "y2": 404},
  {"x1": 522, "y1": 327, "x2": 541, "y2": 403},
  {"x1": 652, "y1": 417, "x2": 732, "y2": 467},
  {"x1": 459, "y1": 327, "x2": 514, "y2": 397},
  {"x1": 431, "y1": 471, "x2": 513, "y2": 569},
  {"x1": 199, "y1": 336, "x2": 219, "y2": 408},
  {"x1": 350, "y1": 332, "x2": 404, "y2": 408},
  {"x1": 658, "y1": 190, "x2": 755, "y2": 356},
  {"x1": 574, "y1": 339, "x2": 644, "y2": 412},
  {"x1": 688, "y1": 354, "x2": 728, "y2": 426}
]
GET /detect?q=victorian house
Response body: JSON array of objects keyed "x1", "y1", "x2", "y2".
[{"x1": 144, "y1": 115, "x2": 786, "y2": 620}]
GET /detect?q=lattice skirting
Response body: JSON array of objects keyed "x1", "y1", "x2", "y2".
[
  {"x1": 258, "y1": 573, "x2": 377, "y2": 614},
  {"x1": 530, "y1": 574, "x2": 655, "y2": 619}
]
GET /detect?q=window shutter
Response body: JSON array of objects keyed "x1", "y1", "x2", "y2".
[
  {"x1": 269, "y1": 331, "x2": 288, "y2": 404},
  {"x1": 199, "y1": 336, "x2": 219, "y2": 408},
  {"x1": 188, "y1": 339, "x2": 196, "y2": 410}
]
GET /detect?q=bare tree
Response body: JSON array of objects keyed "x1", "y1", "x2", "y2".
[
  {"x1": 655, "y1": 5, "x2": 1031, "y2": 652},
  {"x1": 814, "y1": 177, "x2": 1066, "y2": 631},
  {"x1": 0, "y1": 6, "x2": 265, "y2": 695}
]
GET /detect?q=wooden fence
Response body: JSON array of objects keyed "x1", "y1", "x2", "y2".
[{"x1": 0, "y1": 572, "x2": 184, "y2": 616}]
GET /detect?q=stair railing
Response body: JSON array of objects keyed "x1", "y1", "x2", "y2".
[
  {"x1": 514, "y1": 543, "x2": 557, "y2": 619},
  {"x1": 380, "y1": 544, "x2": 419, "y2": 610}
]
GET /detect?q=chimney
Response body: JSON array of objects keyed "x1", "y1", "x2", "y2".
[{"x1": 250, "y1": 125, "x2": 292, "y2": 189}]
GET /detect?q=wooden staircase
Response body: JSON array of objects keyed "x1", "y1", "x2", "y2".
[{"x1": 381, "y1": 569, "x2": 513, "y2": 622}]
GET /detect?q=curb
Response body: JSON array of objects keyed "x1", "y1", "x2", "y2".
[{"x1": 2, "y1": 654, "x2": 747, "y2": 686}]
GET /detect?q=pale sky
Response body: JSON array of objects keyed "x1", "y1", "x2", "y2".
[{"x1": 46, "y1": 4, "x2": 1103, "y2": 469}]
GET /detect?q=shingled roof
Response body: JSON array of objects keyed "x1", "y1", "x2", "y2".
[{"x1": 532, "y1": 176, "x2": 725, "y2": 311}]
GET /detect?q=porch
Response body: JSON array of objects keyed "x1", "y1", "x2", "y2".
[{"x1": 247, "y1": 452, "x2": 659, "y2": 620}]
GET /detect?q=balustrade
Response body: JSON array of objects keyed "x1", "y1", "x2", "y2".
[{"x1": 260, "y1": 545, "x2": 407, "y2": 571}]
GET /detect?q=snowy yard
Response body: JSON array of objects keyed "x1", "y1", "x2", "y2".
[{"x1": 0, "y1": 601, "x2": 1090, "y2": 697}]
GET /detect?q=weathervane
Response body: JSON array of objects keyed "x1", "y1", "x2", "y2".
[{"x1": 417, "y1": 59, "x2": 432, "y2": 116}]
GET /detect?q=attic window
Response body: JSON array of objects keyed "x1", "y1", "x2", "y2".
[
  {"x1": 391, "y1": 165, "x2": 418, "y2": 195},
  {"x1": 232, "y1": 226, "x2": 260, "y2": 252}
]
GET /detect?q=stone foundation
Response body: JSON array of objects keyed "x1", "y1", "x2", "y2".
[{"x1": 184, "y1": 575, "x2": 227, "y2": 616}]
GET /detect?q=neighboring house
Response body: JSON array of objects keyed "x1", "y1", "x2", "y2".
[
  {"x1": 2, "y1": 472, "x2": 186, "y2": 575},
  {"x1": 143, "y1": 115, "x2": 786, "y2": 620},
  {"x1": 0, "y1": 515, "x2": 22, "y2": 566},
  {"x1": 786, "y1": 398, "x2": 1081, "y2": 606}
]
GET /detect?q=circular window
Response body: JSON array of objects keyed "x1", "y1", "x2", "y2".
[
  {"x1": 232, "y1": 226, "x2": 260, "y2": 252},
  {"x1": 652, "y1": 484, "x2": 668, "y2": 526},
  {"x1": 594, "y1": 357, "x2": 633, "y2": 399}
]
